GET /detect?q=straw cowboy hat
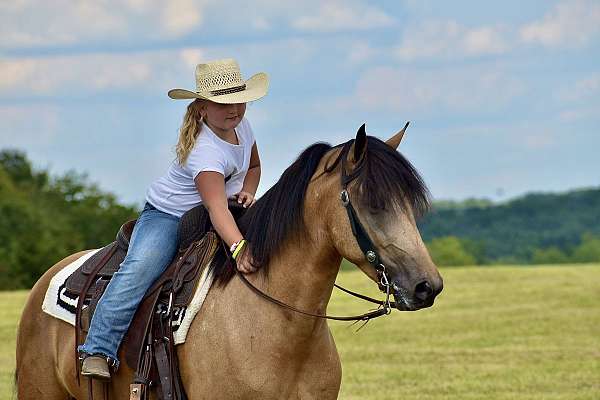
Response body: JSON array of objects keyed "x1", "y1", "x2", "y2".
[{"x1": 168, "y1": 58, "x2": 269, "y2": 104}]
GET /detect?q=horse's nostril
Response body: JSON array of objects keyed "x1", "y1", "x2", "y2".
[{"x1": 414, "y1": 281, "x2": 433, "y2": 301}]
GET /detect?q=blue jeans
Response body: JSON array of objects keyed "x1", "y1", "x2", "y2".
[{"x1": 78, "y1": 202, "x2": 180, "y2": 368}]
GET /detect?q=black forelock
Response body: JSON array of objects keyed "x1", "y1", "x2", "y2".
[{"x1": 356, "y1": 136, "x2": 431, "y2": 217}]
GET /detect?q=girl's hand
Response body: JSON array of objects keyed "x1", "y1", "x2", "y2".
[
  {"x1": 236, "y1": 244, "x2": 258, "y2": 274},
  {"x1": 230, "y1": 191, "x2": 256, "y2": 208}
]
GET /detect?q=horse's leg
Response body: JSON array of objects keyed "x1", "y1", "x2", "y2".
[{"x1": 294, "y1": 329, "x2": 341, "y2": 400}]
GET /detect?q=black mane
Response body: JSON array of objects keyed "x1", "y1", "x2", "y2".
[{"x1": 210, "y1": 136, "x2": 430, "y2": 286}]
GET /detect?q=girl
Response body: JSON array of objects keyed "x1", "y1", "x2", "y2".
[{"x1": 79, "y1": 58, "x2": 268, "y2": 379}]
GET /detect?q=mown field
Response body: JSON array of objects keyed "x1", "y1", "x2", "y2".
[{"x1": 2, "y1": 264, "x2": 599, "y2": 399}]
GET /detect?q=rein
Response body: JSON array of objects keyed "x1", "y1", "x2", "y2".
[
  {"x1": 235, "y1": 139, "x2": 397, "y2": 322},
  {"x1": 236, "y1": 272, "x2": 391, "y2": 321}
]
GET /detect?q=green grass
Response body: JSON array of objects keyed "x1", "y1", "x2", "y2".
[
  {"x1": 330, "y1": 263, "x2": 600, "y2": 399},
  {"x1": 3, "y1": 265, "x2": 599, "y2": 399},
  {"x1": 0, "y1": 290, "x2": 28, "y2": 399}
]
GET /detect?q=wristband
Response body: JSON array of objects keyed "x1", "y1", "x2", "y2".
[{"x1": 232, "y1": 239, "x2": 246, "y2": 260}]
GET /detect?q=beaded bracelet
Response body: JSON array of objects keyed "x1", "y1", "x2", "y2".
[{"x1": 230, "y1": 239, "x2": 242, "y2": 253}]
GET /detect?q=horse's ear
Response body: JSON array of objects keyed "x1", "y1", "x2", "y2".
[
  {"x1": 351, "y1": 123, "x2": 367, "y2": 163},
  {"x1": 386, "y1": 121, "x2": 410, "y2": 150}
]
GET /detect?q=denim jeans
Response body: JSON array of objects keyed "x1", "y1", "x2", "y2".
[{"x1": 78, "y1": 202, "x2": 180, "y2": 368}]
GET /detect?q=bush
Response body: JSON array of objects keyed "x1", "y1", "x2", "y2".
[
  {"x1": 572, "y1": 233, "x2": 600, "y2": 263},
  {"x1": 426, "y1": 236, "x2": 476, "y2": 267},
  {"x1": 531, "y1": 246, "x2": 569, "y2": 264}
]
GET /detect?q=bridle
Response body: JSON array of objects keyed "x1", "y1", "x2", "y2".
[{"x1": 236, "y1": 139, "x2": 397, "y2": 322}]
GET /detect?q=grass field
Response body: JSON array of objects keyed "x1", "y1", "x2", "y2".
[{"x1": 2, "y1": 264, "x2": 599, "y2": 399}]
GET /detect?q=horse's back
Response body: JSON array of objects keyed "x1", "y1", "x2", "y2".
[
  {"x1": 19, "y1": 249, "x2": 92, "y2": 330},
  {"x1": 17, "y1": 249, "x2": 92, "y2": 345}
]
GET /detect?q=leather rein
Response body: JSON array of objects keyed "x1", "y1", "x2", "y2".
[{"x1": 235, "y1": 139, "x2": 397, "y2": 322}]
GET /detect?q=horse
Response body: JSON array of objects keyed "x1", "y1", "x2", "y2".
[{"x1": 15, "y1": 124, "x2": 443, "y2": 399}]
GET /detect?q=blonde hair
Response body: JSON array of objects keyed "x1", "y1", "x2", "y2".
[{"x1": 175, "y1": 98, "x2": 203, "y2": 165}]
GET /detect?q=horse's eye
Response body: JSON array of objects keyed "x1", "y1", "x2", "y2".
[{"x1": 368, "y1": 207, "x2": 383, "y2": 216}]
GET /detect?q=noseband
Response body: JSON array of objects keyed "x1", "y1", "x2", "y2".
[{"x1": 236, "y1": 139, "x2": 396, "y2": 322}]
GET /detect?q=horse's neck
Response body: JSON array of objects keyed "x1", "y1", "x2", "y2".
[
  {"x1": 233, "y1": 231, "x2": 341, "y2": 336},
  {"x1": 262, "y1": 239, "x2": 341, "y2": 315}
]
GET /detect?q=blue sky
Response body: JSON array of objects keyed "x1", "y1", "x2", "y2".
[{"x1": 1, "y1": 0, "x2": 598, "y2": 206}]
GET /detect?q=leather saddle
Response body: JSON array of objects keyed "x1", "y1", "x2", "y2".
[{"x1": 65, "y1": 200, "x2": 247, "y2": 400}]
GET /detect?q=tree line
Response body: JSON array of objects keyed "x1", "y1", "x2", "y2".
[
  {"x1": 1, "y1": 149, "x2": 599, "y2": 289},
  {"x1": 0, "y1": 149, "x2": 138, "y2": 289},
  {"x1": 419, "y1": 188, "x2": 600, "y2": 266}
]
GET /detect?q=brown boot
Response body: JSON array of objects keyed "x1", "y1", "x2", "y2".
[{"x1": 81, "y1": 355, "x2": 111, "y2": 380}]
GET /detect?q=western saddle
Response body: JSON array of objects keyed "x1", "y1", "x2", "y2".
[{"x1": 64, "y1": 200, "x2": 247, "y2": 400}]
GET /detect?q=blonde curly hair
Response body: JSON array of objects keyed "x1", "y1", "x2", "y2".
[{"x1": 175, "y1": 98, "x2": 204, "y2": 165}]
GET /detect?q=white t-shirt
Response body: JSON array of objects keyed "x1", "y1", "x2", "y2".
[{"x1": 146, "y1": 117, "x2": 256, "y2": 218}]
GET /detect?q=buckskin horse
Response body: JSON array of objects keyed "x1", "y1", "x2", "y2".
[{"x1": 16, "y1": 124, "x2": 443, "y2": 399}]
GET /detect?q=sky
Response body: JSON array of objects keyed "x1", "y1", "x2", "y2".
[{"x1": 1, "y1": 0, "x2": 599, "y2": 207}]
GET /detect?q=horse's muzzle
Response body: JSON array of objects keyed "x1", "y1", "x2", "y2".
[{"x1": 392, "y1": 278, "x2": 443, "y2": 311}]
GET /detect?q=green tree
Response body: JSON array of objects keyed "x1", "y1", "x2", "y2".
[
  {"x1": 427, "y1": 236, "x2": 476, "y2": 267},
  {"x1": 572, "y1": 233, "x2": 600, "y2": 263},
  {"x1": 0, "y1": 149, "x2": 139, "y2": 289},
  {"x1": 531, "y1": 246, "x2": 569, "y2": 264}
]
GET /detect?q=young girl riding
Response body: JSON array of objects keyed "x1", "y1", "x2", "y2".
[{"x1": 79, "y1": 58, "x2": 268, "y2": 379}]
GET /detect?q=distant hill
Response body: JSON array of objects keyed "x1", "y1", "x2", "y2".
[{"x1": 419, "y1": 187, "x2": 600, "y2": 264}]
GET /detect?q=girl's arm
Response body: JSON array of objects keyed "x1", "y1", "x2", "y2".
[
  {"x1": 241, "y1": 143, "x2": 261, "y2": 196},
  {"x1": 195, "y1": 171, "x2": 242, "y2": 248},
  {"x1": 195, "y1": 172, "x2": 257, "y2": 273}
]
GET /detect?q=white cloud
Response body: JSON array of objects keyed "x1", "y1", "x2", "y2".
[
  {"x1": 396, "y1": 20, "x2": 509, "y2": 60},
  {"x1": 179, "y1": 48, "x2": 206, "y2": 70},
  {"x1": 0, "y1": 48, "x2": 208, "y2": 97},
  {"x1": 0, "y1": 0, "x2": 209, "y2": 49},
  {"x1": 0, "y1": 37, "x2": 318, "y2": 99},
  {"x1": 1, "y1": 0, "x2": 397, "y2": 50},
  {"x1": 124, "y1": 0, "x2": 153, "y2": 12},
  {"x1": 0, "y1": 59, "x2": 36, "y2": 92},
  {"x1": 330, "y1": 65, "x2": 525, "y2": 115},
  {"x1": 559, "y1": 105, "x2": 600, "y2": 121},
  {"x1": 523, "y1": 132, "x2": 557, "y2": 149},
  {"x1": 520, "y1": 0, "x2": 600, "y2": 47},
  {"x1": 396, "y1": 1, "x2": 600, "y2": 60},
  {"x1": 347, "y1": 41, "x2": 380, "y2": 64},
  {"x1": 252, "y1": 16, "x2": 271, "y2": 31},
  {"x1": 292, "y1": 1, "x2": 394, "y2": 32},
  {"x1": 463, "y1": 27, "x2": 509, "y2": 55},
  {"x1": 558, "y1": 73, "x2": 600, "y2": 102},
  {"x1": 162, "y1": 0, "x2": 203, "y2": 37}
]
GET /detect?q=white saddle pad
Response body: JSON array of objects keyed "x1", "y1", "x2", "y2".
[{"x1": 41, "y1": 248, "x2": 214, "y2": 344}]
